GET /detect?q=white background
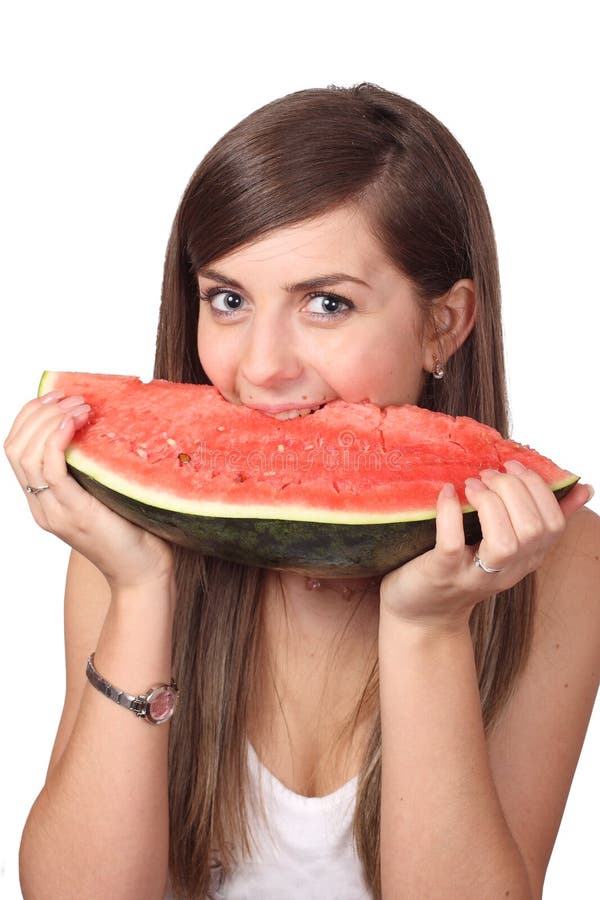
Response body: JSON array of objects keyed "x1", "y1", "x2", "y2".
[{"x1": 1, "y1": 2, "x2": 598, "y2": 897}]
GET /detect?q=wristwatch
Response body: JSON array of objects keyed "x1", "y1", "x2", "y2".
[{"x1": 85, "y1": 653, "x2": 178, "y2": 725}]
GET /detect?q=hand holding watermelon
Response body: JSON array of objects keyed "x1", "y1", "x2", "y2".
[
  {"x1": 5, "y1": 391, "x2": 175, "y2": 593},
  {"x1": 379, "y1": 463, "x2": 592, "y2": 631}
]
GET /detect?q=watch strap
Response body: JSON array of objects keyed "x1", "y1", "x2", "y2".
[
  {"x1": 86, "y1": 654, "x2": 139, "y2": 708},
  {"x1": 85, "y1": 653, "x2": 178, "y2": 724}
]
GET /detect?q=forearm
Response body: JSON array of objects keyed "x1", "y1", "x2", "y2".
[
  {"x1": 378, "y1": 606, "x2": 533, "y2": 900},
  {"x1": 20, "y1": 580, "x2": 176, "y2": 900}
]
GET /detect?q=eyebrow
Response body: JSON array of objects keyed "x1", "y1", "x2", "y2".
[{"x1": 197, "y1": 267, "x2": 371, "y2": 293}]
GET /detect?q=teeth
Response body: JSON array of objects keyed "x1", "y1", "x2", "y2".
[{"x1": 271, "y1": 406, "x2": 321, "y2": 420}]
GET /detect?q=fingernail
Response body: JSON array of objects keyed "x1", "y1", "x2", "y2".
[
  {"x1": 479, "y1": 468, "x2": 500, "y2": 479},
  {"x1": 59, "y1": 395, "x2": 86, "y2": 410},
  {"x1": 587, "y1": 485, "x2": 595, "y2": 502},
  {"x1": 40, "y1": 390, "x2": 65, "y2": 404},
  {"x1": 504, "y1": 459, "x2": 527, "y2": 473},
  {"x1": 59, "y1": 404, "x2": 90, "y2": 427},
  {"x1": 441, "y1": 482, "x2": 456, "y2": 499},
  {"x1": 465, "y1": 477, "x2": 486, "y2": 492}
]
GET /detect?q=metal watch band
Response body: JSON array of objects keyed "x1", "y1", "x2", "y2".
[{"x1": 85, "y1": 653, "x2": 178, "y2": 725}]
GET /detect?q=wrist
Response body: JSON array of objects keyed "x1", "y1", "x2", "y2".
[
  {"x1": 110, "y1": 572, "x2": 177, "y2": 614},
  {"x1": 379, "y1": 598, "x2": 473, "y2": 643},
  {"x1": 93, "y1": 583, "x2": 176, "y2": 702},
  {"x1": 102, "y1": 540, "x2": 175, "y2": 598}
]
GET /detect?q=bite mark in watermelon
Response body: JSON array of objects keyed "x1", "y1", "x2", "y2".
[{"x1": 38, "y1": 372, "x2": 579, "y2": 577}]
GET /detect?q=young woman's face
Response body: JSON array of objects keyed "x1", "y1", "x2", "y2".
[{"x1": 196, "y1": 205, "x2": 431, "y2": 416}]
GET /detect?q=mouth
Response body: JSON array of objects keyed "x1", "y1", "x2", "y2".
[
  {"x1": 249, "y1": 403, "x2": 328, "y2": 420},
  {"x1": 269, "y1": 405, "x2": 326, "y2": 420}
]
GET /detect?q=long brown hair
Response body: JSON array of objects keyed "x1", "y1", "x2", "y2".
[{"x1": 155, "y1": 83, "x2": 535, "y2": 899}]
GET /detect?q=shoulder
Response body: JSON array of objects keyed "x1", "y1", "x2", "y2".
[
  {"x1": 533, "y1": 505, "x2": 600, "y2": 683},
  {"x1": 530, "y1": 504, "x2": 600, "y2": 720},
  {"x1": 486, "y1": 506, "x2": 599, "y2": 895},
  {"x1": 537, "y1": 504, "x2": 600, "y2": 604}
]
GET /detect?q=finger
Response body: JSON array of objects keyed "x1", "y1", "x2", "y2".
[
  {"x1": 5, "y1": 390, "x2": 64, "y2": 435},
  {"x1": 42, "y1": 409, "x2": 91, "y2": 491},
  {"x1": 20, "y1": 406, "x2": 90, "y2": 524},
  {"x1": 479, "y1": 467, "x2": 549, "y2": 550},
  {"x1": 6, "y1": 394, "x2": 86, "y2": 485},
  {"x1": 433, "y1": 483, "x2": 467, "y2": 569},
  {"x1": 22, "y1": 409, "x2": 94, "y2": 533},
  {"x1": 464, "y1": 477, "x2": 518, "y2": 571},
  {"x1": 11, "y1": 398, "x2": 89, "y2": 489},
  {"x1": 5, "y1": 391, "x2": 65, "y2": 449},
  {"x1": 501, "y1": 460, "x2": 568, "y2": 536},
  {"x1": 557, "y1": 482, "x2": 593, "y2": 519}
]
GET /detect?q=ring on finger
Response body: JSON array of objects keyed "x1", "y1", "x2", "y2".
[
  {"x1": 25, "y1": 483, "x2": 50, "y2": 495},
  {"x1": 473, "y1": 552, "x2": 504, "y2": 574}
]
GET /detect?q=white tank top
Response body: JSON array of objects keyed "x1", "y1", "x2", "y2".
[{"x1": 166, "y1": 741, "x2": 374, "y2": 899}]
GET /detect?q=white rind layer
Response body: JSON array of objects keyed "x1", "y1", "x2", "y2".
[
  {"x1": 66, "y1": 446, "x2": 436, "y2": 525},
  {"x1": 65, "y1": 446, "x2": 578, "y2": 526}
]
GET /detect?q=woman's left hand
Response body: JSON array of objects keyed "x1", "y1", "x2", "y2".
[{"x1": 380, "y1": 459, "x2": 593, "y2": 631}]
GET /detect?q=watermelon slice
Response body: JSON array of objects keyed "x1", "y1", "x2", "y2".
[{"x1": 38, "y1": 372, "x2": 578, "y2": 576}]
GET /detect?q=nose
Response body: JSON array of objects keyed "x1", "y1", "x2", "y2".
[{"x1": 239, "y1": 312, "x2": 303, "y2": 389}]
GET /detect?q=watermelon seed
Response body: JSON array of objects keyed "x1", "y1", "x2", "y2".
[
  {"x1": 277, "y1": 444, "x2": 285, "y2": 452},
  {"x1": 166, "y1": 438, "x2": 177, "y2": 447},
  {"x1": 136, "y1": 447, "x2": 148, "y2": 458},
  {"x1": 216, "y1": 425, "x2": 226, "y2": 432},
  {"x1": 178, "y1": 452, "x2": 191, "y2": 464}
]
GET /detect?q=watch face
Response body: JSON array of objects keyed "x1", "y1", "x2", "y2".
[{"x1": 147, "y1": 685, "x2": 177, "y2": 724}]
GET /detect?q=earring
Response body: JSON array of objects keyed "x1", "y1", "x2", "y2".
[{"x1": 432, "y1": 355, "x2": 445, "y2": 380}]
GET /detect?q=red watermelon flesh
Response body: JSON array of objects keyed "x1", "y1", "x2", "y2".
[
  {"x1": 36, "y1": 372, "x2": 578, "y2": 576},
  {"x1": 38, "y1": 371, "x2": 576, "y2": 523}
]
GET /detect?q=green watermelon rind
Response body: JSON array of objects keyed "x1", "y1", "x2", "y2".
[
  {"x1": 64, "y1": 461, "x2": 578, "y2": 577},
  {"x1": 65, "y1": 464, "x2": 480, "y2": 576}
]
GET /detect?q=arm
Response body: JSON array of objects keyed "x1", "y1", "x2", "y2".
[
  {"x1": 6, "y1": 394, "x2": 176, "y2": 900},
  {"x1": 379, "y1": 614, "x2": 532, "y2": 899},
  {"x1": 378, "y1": 470, "x2": 598, "y2": 900},
  {"x1": 20, "y1": 554, "x2": 175, "y2": 900}
]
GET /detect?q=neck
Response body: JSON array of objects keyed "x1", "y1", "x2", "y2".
[
  {"x1": 303, "y1": 573, "x2": 382, "y2": 598},
  {"x1": 261, "y1": 570, "x2": 381, "y2": 661}
]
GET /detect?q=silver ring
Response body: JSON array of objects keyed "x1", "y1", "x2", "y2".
[
  {"x1": 25, "y1": 483, "x2": 50, "y2": 495},
  {"x1": 473, "y1": 552, "x2": 504, "y2": 574}
]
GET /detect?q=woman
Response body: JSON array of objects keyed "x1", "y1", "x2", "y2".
[{"x1": 6, "y1": 84, "x2": 599, "y2": 899}]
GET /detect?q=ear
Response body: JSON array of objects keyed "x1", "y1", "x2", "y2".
[{"x1": 423, "y1": 278, "x2": 477, "y2": 374}]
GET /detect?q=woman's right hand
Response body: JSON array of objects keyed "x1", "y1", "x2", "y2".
[{"x1": 4, "y1": 390, "x2": 174, "y2": 591}]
